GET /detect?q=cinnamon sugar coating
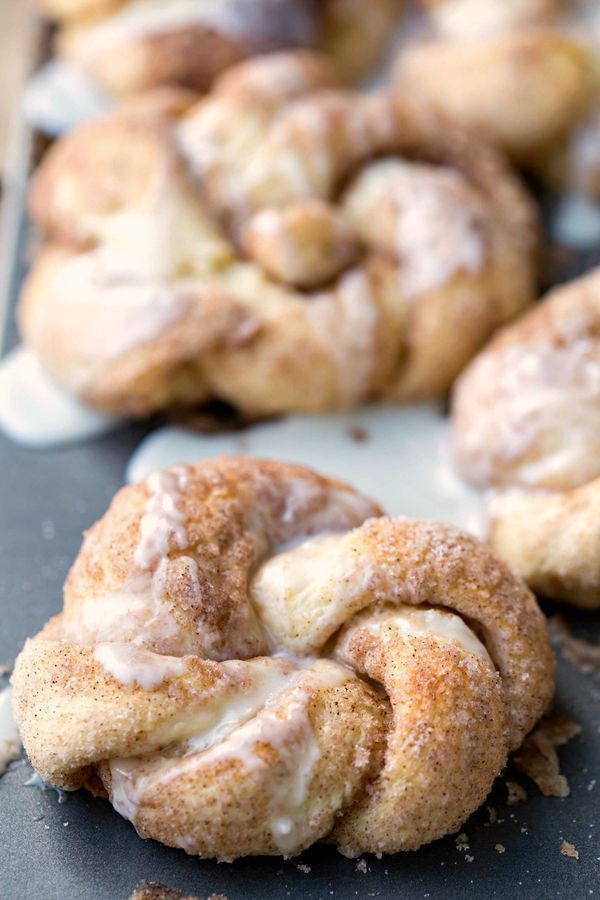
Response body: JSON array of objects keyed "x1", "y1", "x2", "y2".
[{"x1": 13, "y1": 458, "x2": 553, "y2": 859}]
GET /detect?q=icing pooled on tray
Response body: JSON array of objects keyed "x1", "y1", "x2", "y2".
[
  {"x1": 126, "y1": 404, "x2": 484, "y2": 534},
  {"x1": 0, "y1": 345, "x2": 120, "y2": 448}
]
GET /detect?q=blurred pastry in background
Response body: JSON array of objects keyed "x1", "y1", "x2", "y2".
[
  {"x1": 34, "y1": 0, "x2": 404, "y2": 95},
  {"x1": 18, "y1": 51, "x2": 538, "y2": 421},
  {"x1": 488, "y1": 479, "x2": 600, "y2": 610},
  {"x1": 393, "y1": 0, "x2": 595, "y2": 165},
  {"x1": 452, "y1": 266, "x2": 600, "y2": 491}
]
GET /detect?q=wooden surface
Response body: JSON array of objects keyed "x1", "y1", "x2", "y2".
[{"x1": 0, "y1": 1, "x2": 39, "y2": 172}]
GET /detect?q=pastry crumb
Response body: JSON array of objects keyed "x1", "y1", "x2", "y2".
[
  {"x1": 495, "y1": 843, "x2": 506, "y2": 854},
  {"x1": 514, "y1": 714, "x2": 582, "y2": 797},
  {"x1": 465, "y1": 854, "x2": 474, "y2": 863},
  {"x1": 455, "y1": 833, "x2": 470, "y2": 851},
  {"x1": 550, "y1": 617, "x2": 600, "y2": 675},
  {"x1": 296, "y1": 864, "x2": 311, "y2": 874},
  {"x1": 347, "y1": 425, "x2": 369, "y2": 443},
  {"x1": 506, "y1": 780, "x2": 528, "y2": 806},
  {"x1": 355, "y1": 859, "x2": 368, "y2": 874},
  {"x1": 128, "y1": 882, "x2": 226, "y2": 900},
  {"x1": 560, "y1": 841, "x2": 579, "y2": 860},
  {"x1": 486, "y1": 805, "x2": 497, "y2": 826}
]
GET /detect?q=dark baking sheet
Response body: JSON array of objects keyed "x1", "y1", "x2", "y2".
[{"x1": 1, "y1": 119, "x2": 600, "y2": 900}]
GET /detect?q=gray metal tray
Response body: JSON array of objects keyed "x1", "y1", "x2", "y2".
[{"x1": 1, "y1": 88, "x2": 599, "y2": 900}]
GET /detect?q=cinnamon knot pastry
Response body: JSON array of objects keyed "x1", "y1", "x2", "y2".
[
  {"x1": 488, "y1": 479, "x2": 600, "y2": 610},
  {"x1": 12, "y1": 457, "x2": 554, "y2": 859},
  {"x1": 452, "y1": 266, "x2": 600, "y2": 491},
  {"x1": 21, "y1": 51, "x2": 537, "y2": 418},
  {"x1": 393, "y1": 0, "x2": 595, "y2": 163},
  {"x1": 34, "y1": 0, "x2": 403, "y2": 94}
]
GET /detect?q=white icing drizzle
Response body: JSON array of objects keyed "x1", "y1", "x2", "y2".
[
  {"x1": 24, "y1": 769, "x2": 68, "y2": 803},
  {"x1": 0, "y1": 688, "x2": 21, "y2": 776},
  {"x1": 126, "y1": 405, "x2": 484, "y2": 534},
  {"x1": 306, "y1": 269, "x2": 379, "y2": 405},
  {"x1": 45, "y1": 251, "x2": 194, "y2": 370},
  {"x1": 59, "y1": 561, "x2": 182, "y2": 650},
  {"x1": 343, "y1": 160, "x2": 488, "y2": 298},
  {"x1": 93, "y1": 643, "x2": 187, "y2": 689},
  {"x1": 70, "y1": 0, "x2": 317, "y2": 62},
  {"x1": 0, "y1": 345, "x2": 120, "y2": 448},
  {"x1": 134, "y1": 467, "x2": 189, "y2": 570},
  {"x1": 109, "y1": 659, "x2": 349, "y2": 855},
  {"x1": 59, "y1": 467, "x2": 199, "y2": 653},
  {"x1": 358, "y1": 607, "x2": 492, "y2": 665}
]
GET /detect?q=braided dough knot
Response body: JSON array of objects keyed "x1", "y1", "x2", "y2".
[
  {"x1": 21, "y1": 51, "x2": 537, "y2": 417},
  {"x1": 13, "y1": 458, "x2": 554, "y2": 859}
]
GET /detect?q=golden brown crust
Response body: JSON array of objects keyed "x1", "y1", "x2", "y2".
[
  {"x1": 12, "y1": 458, "x2": 553, "y2": 859},
  {"x1": 489, "y1": 479, "x2": 600, "y2": 609},
  {"x1": 394, "y1": 25, "x2": 594, "y2": 163},
  {"x1": 452, "y1": 266, "x2": 600, "y2": 490},
  {"x1": 21, "y1": 52, "x2": 538, "y2": 417}
]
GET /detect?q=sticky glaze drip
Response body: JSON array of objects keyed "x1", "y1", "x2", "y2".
[
  {"x1": 134, "y1": 467, "x2": 189, "y2": 570},
  {"x1": 357, "y1": 607, "x2": 493, "y2": 664},
  {"x1": 94, "y1": 643, "x2": 187, "y2": 689},
  {"x1": 109, "y1": 660, "x2": 350, "y2": 855},
  {"x1": 0, "y1": 688, "x2": 21, "y2": 776}
]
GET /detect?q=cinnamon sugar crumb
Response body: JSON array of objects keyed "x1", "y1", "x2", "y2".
[
  {"x1": 506, "y1": 780, "x2": 528, "y2": 806},
  {"x1": 550, "y1": 617, "x2": 600, "y2": 675},
  {"x1": 495, "y1": 843, "x2": 506, "y2": 854},
  {"x1": 129, "y1": 884, "x2": 226, "y2": 900},
  {"x1": 347, "y1": 425, "x2": 369, "y2": 443},
  {"x1": 455, "y1": 833, "x2": 470, "y2": 851},
  {"x1": 514, "y1": 714, "x2": 582, "y2": 798},
  {"x1": 560, "y1": 841, "x2": 579, "y2": 860}
]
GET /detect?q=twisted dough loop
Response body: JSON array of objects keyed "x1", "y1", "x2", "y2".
[
  {"x1": 453, "y1": 266, "x2": 600, "y2": 491},
  {"x1": 21, "y1": 51, "x2": 537, "y2": 418},
  {"x1": 489, "y1": 479, "x2": 600, "y2": 610},
  {"x1": 13, "y1": 458, "x2": 554, "y2": 859},
  {"x1": 394, "y1": 1, "x2": 594, "y2": 163}
]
